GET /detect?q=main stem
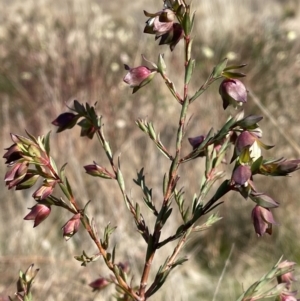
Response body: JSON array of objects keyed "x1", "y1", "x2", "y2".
[{"x1": 138, "y1": 34, "x2": 192, "y2": 300}]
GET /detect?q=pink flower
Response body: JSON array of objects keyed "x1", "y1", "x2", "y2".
[
  {"x1": 4, "y1": 162, "x2": 28, "y2": 189},
  {"x1": 32, "y1": 181, "x2": 55, "y2": 200},
  {"x1": 3, "y1": 143, "x2": 22, "y2": 164},
  {"x1": 62, "y1": 213, "x2": 81, "y2": 241},
  {"x1": 123, "y1": 65, "x2": 154, "y2": 87},
  {"x1": 89, "y1": 277, "x2": 110, "y2": 292},
  {"x1": 277, "y1": 260, "x2": 297, "y2": 290},
  {"x1": 188, "y1": 135, "x2": 205, "y2": 149},
  {"x1": 234, "y1": 130, "x2": 262, "y2": 162},
  {"x1": 52, "y1": 112, "x2": 78, "y2": 133},
  {"x1": 143, "y1": 9, "x2": 183, "y2": 51},
  {"x1": 24, "y1": 204, "x2": 51, "y2": 227},
  {"x1": 251, "y1": 205, "x2": 277, "y2": 236},
  {"x1": 231, "y1": 165, "x2": 252, "y2": 187},
  {"x1": 219, "y1": 78, "x2": 247, "y2": 109},
  {"x1": 279, "y1": 291, "x2": 299, "y2": 301}
]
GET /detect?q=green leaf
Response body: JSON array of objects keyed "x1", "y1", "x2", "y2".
[
  {"x1": 251, "y1": 156, "x2": 263, "y2": 174},
  {"x1": 112, "y1": 245, "x2": 116, "y2": 264},
  {"x1": 25, "y1": 130, "x2": 39, "y2": 145},
  {"x1": 148, "y1": 122, "x2": 156, "y2": 140},
  {"x1": 235, "y1": 115, "x2": 263, "y2": 128},
  {"x1": 49, "y1": 156, "x2": 58, "y2": 175},
  {"x1": 170, "y1": 257, "x2": 188, "y2": 268},
  {"x1": 59, "y1": 163, "x2": 68, "y2": 183},
  {"x1": 15, "y1": 174, "x2": 39, "y2": 190},
  {"x1": 212, "y1": 58, "x2": 228, "y2": 78},
  {"x1": 135, "y1": 119, "x2": 148, "y2": 133},
  {"x1": 249, "y1": 193, "x2": 279, "y2": 208},
  {"x1": 117, "y1": 169, "x2": 125, "y2": 192},
  {"x1": 215, "y1": 116, "x2": 237, "y2": 140},
  {"x1": 193, "y1": 213, "x2": 223, "y2": 231},
  {"x1": 182, "y1": 10, "x2": 191, "y2": 35},
  {"x1": 185, "y1": 58, "x2": 195, "y2": 84},
  {"x1": 44, "y1": 131, "x2": 51, "y2": 156},
  {"x1": 211, "y1": 180, "x2": 230, "y2": 205},
  {"x1": 65, "y1": 177, "x2": 74, "y2": 199},
  {"x1": 224, "y1": 63, "x2": 247, "y2": 71},
  {"x1": 157, "y1": 54, "x2": 166, "y2": 74},
  {"x1": 73, "y1": 100, "x2": 86, "y2": 115},
  {"x1": 163, "y1": 173, "x2": 168, "y2": 196},
  {"x1": 222, "y1": 71, "x2": 246, "y2": 78},
  {"x1": 162, "y1": 208, "x2": 172, "y2": 225}
]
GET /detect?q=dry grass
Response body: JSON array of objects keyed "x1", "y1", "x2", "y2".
[{"x1": 1, "y1": 0, "x2": 300, "y2": 300}]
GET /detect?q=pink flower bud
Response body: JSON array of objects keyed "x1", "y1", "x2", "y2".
[
  {"x1": 235, "y1": 131, "x2": 256, "y2": 153},
  {"x1": 144, "y1": 9, "x2": 183, "y2": 51},
  {"x1": 251, "y1": 205, "x2": 277, "y2": 236},
  {"x1": 188, "y1": 135, "x2": 205, "y2": 149},
  {"x1": 144, "y1": 9, "x2": 175, "y2": 36},
  {"x1": 3, "y1": 143, "x2": 22, "y2": 164},
  {"x1": 4, "y1": 162, "x2": 29, "y2": 190},
  {"x1": 277, "y1": 260, "x2": 297, "y2": 290},
  {"x1": 234, "y1": 131, "x2": 261, "y2": 162},
  {"x1": 52, "y1": 112, "x2": 78, "y2": 133},
  {"x1": 158, "y1": 23, "x2": 184, "y2": 51},
  {"x1": 24, "y1": 204, "x2": 51, "y2": 227},
  {"x1": 89, "y1": 277, "x2": 110, "y2": 291},
  {"x1": 123, "y1": 65, "x2": 153, "y2": 87},
  {"x1": 231, "y1": 165, "x2": 252, "y2": 187},
  {"x1": 219, "y1": 78, "x2": 247, "y2": 109},
  {"x1": 32, "y1": 181, "x2": 55, "y2": 200},
  {"x1": 62, "y1": 213, "x2": 81, "y2": 241},
  {"x1": 84, "y1": 163, "x2": 114, "y2": 179},
  {"x1": 279, "y1": 291, "x2": 299, "y2": 301}
]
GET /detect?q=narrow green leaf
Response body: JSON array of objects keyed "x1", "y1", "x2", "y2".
[
  {"x1": 135, "y1": 119, "x2": 148, "y2": 133},
  {"x1": 157, "y1": 54, "x2": 166, "y2": 74},
  {"x1": 65, "y1": 177, "x2": 74, "y2": 199},
  {"x1": 212, "y1": 58, "x2": 228, "y2": 78},
  {"x1": 44, "y1": 131, "x2": 51, "y2": 156},
  {"x1": 163, "y1": 173, "x2": 168, "y2": 196},
  {"x1": 112, "y1": 245, "x2": 116, "y2": 264},
  {"x1": 251, "y1": 156, "x2": 263, "y2": 174},
  {"x1": 73, "y1": 100, "x2": 86, "y2": 115},
  {"x1": 49, "y1": 156, "x2": 58, "y2": 174},
  {"x1": 222, "y1": 71, "x2": 246, "y2": 78},
  {"x1": 182, "y1": 11, "x2": 191, "y2": 35},
  {"x1": 185, "y1": 58, "x2": 195, "y2": 84},
  {"x1": 24, "y1": 130, "x2": 39, "y2": 145},
  {"x1": 148, "y1": 122, "x2": 156, "y2": 140},
  {"x1": 224, "y1": 63, "x2": 247, "y2": 71}
]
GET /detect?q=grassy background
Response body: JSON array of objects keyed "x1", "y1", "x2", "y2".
[{"x1": 1, "y1": 0, "x2": 300, "y2": 300}]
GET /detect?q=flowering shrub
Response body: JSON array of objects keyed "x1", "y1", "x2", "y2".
[{"x1": 3, "y1": 1, "x2": 300, "y2": 300}]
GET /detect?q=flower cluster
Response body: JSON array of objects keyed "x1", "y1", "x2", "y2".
[
  {"x1": 188, "y1": 108, "x2": 300, "y2": 237},
  {"x1": 3, "y1": 133, "x2": 56, "y2": 227},
  {"x1": 3, "y1": 131, "x2": 82, "y2": 239},
  {"x1": 144, "y1": 9, "x2": 184, "y2": 51},
  {"x1": 277, "y1": 261, "x2": 299, "y2": 301},
  {"x1": 230, "y1": 122, "x2": 300, "y2": 235}
]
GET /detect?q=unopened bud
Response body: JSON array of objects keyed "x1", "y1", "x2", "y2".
[
  {"x1": 219, "y1": 78, "x2": 247, "y2": 109},
  {"x1": 62, "y1": 213, "x2": 81, "y2": 241},
  {"x1": 24, "y1": 204, "x2": 51, "y2": 227}
]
